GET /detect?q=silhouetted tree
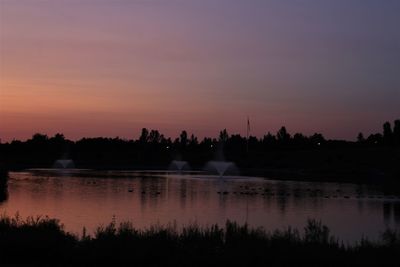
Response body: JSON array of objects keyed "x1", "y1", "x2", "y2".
[
  {"x1": 31, "y1": 133, "x2": 48, "y2": 143},
  {"x1": 227, "y1": 134, "x2": 245, "y2": 151},
  {"x1": 201, "y1": 137, "x2": 213, "y2": 148},
  {"x1": 219, "y1": 129, "x2": 229, "y2": 143},
  {"x1": 52, "y1": 133, "x2": 65, "y2": 142},
  {"x1": 291, "y1": 133, "x2": 307, "y2": 147},
  {"x1": 309, "y1": 133, "x2": 325, "y2": 146},
  {"x1": 139, "y1": 128, "x2": 149, "y2": 143},
  {"x1": 293, "y1": 133, "x2": 304, "y2": 139},
  {"x1": 357, "y1": 133, "x2": 365, "y2": 143},
  {"x1": 149, "y1": 130, "x2": 161, "y2": 144},
  {"x1": 367, "y1": 133, "x2": 383, "y2": 145},
  {"x1": 394, "y1": 120, "x2": 400, "y2": 145},
  {"x1": 277, "y1": 127, "x2": 290, "y2": 144},
  {"x1": 189, "y1": 134, "x2": 198, "y2": 146},
  {"x1": 383, "y1": 122, "x2": 393, "y2": 145},
  {"x1": 160, "y1": 136, "x2": 171, "y2": 147},
  {"x1": 248, "y1": 136, "x2": 259, "y2": 148},
  {"x1": 262, "y1": 132, "x2": 276, "y2": 146},
  {"x1": 179, "y1": 131, "x2": 188, "y2": 147}
]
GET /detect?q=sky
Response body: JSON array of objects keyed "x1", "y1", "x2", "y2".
[{"x1": 0, "y1": 0, "x2": 399, "y2": 142}]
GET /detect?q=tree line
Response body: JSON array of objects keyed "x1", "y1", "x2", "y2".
[
  {"x1": 1, "y1": 119, "x2": 399, "y2": 148},
  {"x1": 0, "y1": 120, "x2": 399, "y2": 178}
]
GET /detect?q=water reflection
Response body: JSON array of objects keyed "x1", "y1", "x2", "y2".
[{"x1": 1, "y1": 170, "x2": 399, "y2": 243}]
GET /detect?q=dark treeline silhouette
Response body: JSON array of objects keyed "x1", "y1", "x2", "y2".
[
  {"x1": 0, "y1": 215, "x2": 399, "y2": 266},
  {"x1": 1, "y1": 119, "x2": 399, "y2": 183}
]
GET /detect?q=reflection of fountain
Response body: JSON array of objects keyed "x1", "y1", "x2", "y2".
[
  {"x1": 53, "y1": 159, "x2": 75, "y2": 169},
  {"x1": 169, "y1": 160, "x2": 190, "y2": 172},
  {"x1": 205, "y1": 161, "x2": 238, "y2": 177}
]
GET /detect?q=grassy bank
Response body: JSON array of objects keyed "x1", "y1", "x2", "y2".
[{"x1": 0, "y1": 215, "x2": 399, "y2": 266}]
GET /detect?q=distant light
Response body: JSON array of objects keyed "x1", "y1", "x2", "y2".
[
  {"x1": 210, "y1": 145, "x2": 213, "y2": 148},
  {"x1": 166, "y1": 146, "x2": 169, "y2": 149},
  {"x1": 317, "y1": 142, "x2": 321, "y2": 146}
]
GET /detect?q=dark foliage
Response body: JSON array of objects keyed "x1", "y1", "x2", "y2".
[
  {"x1": 0, "y1": 215, "x2": 399, "y2": 266},
  {"x1": 1, "y1": 120, "x2": 399, "y2": 183}
]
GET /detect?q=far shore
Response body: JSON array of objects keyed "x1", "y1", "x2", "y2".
[{"x1": 4, "y1": 163, "x2": 400, "y2": 189}]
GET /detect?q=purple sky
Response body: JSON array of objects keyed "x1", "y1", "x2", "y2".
[{"x1": 1, "y1": 0, "x2": 399, "y2": 141}]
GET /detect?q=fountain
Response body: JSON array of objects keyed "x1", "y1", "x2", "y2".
[
  {"x1": 53, "y1": 159, "x2": 75, "y2": 169},
  {"x1": 169, "y1": 160, "x2": 190, "y2": 172},
  {"x1": 205, "y1": 161, "x2": 238, "y2": 177}
]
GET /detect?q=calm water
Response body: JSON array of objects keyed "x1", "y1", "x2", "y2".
[{"x1": 1, "y1": 169, "x2": 399, "y2": 243}]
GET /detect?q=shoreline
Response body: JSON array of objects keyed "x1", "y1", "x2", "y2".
[{"x1": 7, "y1": 164, "x2": 400, "y2": 187}]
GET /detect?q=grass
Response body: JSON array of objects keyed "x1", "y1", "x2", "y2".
[{"x1": 0, "y1": 215, "x2": 399, "y2": 266}]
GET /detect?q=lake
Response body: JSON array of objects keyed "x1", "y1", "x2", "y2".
[{"x1": 1, "y1": 169, "x2": 399, "y2": 243}]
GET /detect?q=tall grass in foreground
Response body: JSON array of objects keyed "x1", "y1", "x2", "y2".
[{"x1": 0, "y1": 215, "x2": 399, "y2": 266}]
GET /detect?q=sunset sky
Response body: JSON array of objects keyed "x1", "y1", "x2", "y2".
[{"x1": 1, "y1": 0, "x2": 399, "y2": 142}]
